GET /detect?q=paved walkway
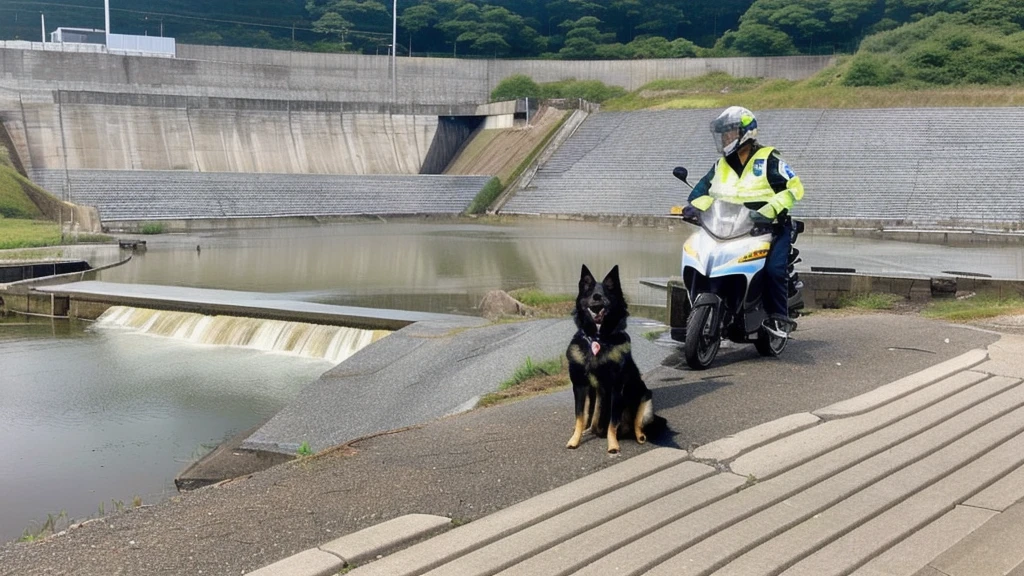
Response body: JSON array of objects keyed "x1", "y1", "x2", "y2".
[{"x1": 256, "y1": 335, "x2": 1024, "y2": 576}]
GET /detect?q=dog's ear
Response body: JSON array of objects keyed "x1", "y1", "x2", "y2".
[
  {"x1": 579, "y1": 264, "x2": 595, "y2": 290},
  {"x1": 602, "y1": 265, "x2": 622, "y2": 294}
]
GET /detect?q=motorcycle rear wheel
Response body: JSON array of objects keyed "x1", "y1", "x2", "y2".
[
  {"x1": 684, "y1": 306, "x2": 720, "y2": 370},
  {"x1": 754, "y1": 325, "x2": 788, "y2": 357}
]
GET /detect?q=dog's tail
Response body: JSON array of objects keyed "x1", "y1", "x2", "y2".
[{"x1": 646, "y1": 414, "x2": 669, "y2": 435}]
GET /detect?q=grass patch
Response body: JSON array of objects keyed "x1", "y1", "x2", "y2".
[
  {"x1": 923, "y1": 293, "x2": 1024, "y2": 322},
  {"x1": 465, "y1": 177, "x2": 504, "y2": 215},
  {"x1": 478, "y1": 356, "x2": 569, "y2": 408},
  {"x1": 19, "y1": 510, "x2": 70, "y2": 543},
  {"x1": 507, "y1": 287, "x2": 575, "y2": 317},
  {"x1": 0, "y1": 218, "x2": 114, "y2": 250},
  {"x1": 837, "y1": 293, "x2": 904, "y2": 310},
  {"x1": 508, "y1": 288, "x2": 573, "y2": 307},
  {"x1": 0, "y1": 219, "x2": 62, "y2": 249},
  {"x1": 643, "y1": 328, "x2": 668, "y2": 341},
  {"x1": 601, "y1": 71, "x2": 1024, "y2": 112},
  {"x1": 140, "y1": 222, "x2": 166, "y2": 235},
  {"x1": 0, "y1": 163, "x2": 43, "y2": 219}
]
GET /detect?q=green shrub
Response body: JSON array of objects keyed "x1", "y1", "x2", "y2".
[
  {"x1": 465, "y1": 177, "x2": 503, "y2": 215},
  {"x1": 491, "y1": 75, "x2": 627, "y2": 104},
  {"x1": 843, "y1": 53, "x2": 905, "y2": 86},
  {"x1": 539, "y1": 79, "x2": 627, "y2": 103},
  {"x1": 140, "y1": 222, "x2": 165, "y2": 235},
  {"x1": 491, "y1": 74, "x2": 542, "y2": 102}
]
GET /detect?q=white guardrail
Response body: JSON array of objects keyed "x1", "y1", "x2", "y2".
[{"x1": 0, "y1": 34, "x2": 175, "y2": 58}]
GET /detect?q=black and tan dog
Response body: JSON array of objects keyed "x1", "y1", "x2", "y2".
[{"x1": 565, "y1": 265, "x2": 663, "y2": 454}]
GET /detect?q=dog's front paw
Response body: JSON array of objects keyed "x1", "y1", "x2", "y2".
[
  {"x1": 566, "y1": 439, "x2": 580, "y2": 449},
  {"x1": 636, "y1": 433, "x2": 647, "y2": 444},
  {"x1": 607, "y1": 447, "x2": 620, "y2": 455}
]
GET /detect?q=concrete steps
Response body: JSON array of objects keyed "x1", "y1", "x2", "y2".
[
  {"x1": 501, "y1": 108, "x2": 1024, "y2": 226},
  {"x1": 337, "y1": 347, "x2": 1024, "y2": 576},
  {"x1": 30, "y1": 169, "x2": 490, "y2": 220}
]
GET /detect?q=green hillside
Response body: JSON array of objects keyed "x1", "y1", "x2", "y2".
[
  {"x1": 2, "y1": 0, "x2": 1020, "y2": 88},
  {"x1": 0, "y1": 154, "x2": 42, "y2": 220}
]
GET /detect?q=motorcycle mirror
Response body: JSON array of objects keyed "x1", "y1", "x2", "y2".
[{"x1": 672, "y1": 166, "x2": 689, "y2": 183}]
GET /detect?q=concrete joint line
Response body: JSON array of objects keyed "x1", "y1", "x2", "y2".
[
  {"x1": 814, "y1": 349, "x2": 990, "y2": 421},
  {"x1": 692, "y1": 412, "x2": 822, "y2": 465}
]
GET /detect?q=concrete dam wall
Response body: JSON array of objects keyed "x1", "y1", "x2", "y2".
[{"x1": 4, "y1": 91, "x2": 439, "y2": 175}]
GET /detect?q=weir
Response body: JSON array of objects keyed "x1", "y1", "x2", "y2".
[{"x1": 94, "y1": 306, "x2": 388, "y2": 364}]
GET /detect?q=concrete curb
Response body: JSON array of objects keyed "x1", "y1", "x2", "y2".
[
  {"x1": 813, "y1": 348, "x2": 989, "y2": 420},
  {"x1": 246, "y1": 514, "x2": 451, "y2": 576},
  {"x1": 694, "y1": 347, "x2": 1005, "y2": 475},
  {"x1": 691, "y1": 412, "x2": 821, "y2": 463}
]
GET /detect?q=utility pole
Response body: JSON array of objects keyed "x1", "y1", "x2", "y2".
[
  {"x1": 391, "y1": 0, "x2": 397, "y2": 103},
  {"x1": 41, "y1": 13, "x2": 45, "y2": 43},
  {"x1": 104, "y1": 0, "x2": 110, "y2": 46}
]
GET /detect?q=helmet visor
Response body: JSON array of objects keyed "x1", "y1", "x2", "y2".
[{"x1": 714, "y1": 127, "x2": 740, "y2": 155}]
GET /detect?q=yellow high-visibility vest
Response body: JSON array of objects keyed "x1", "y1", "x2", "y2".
[{"x1": 706, "y1": 146, "x2": 804, "y2": 216}]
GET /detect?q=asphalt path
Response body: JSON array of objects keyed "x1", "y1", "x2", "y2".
[{"x1": 0, "y1": 312, "x2": 1002, "y2": 576}]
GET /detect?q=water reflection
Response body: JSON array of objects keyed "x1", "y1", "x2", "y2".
[
  {"x1": 0, "y1": 316, "x2": 332, "y2": 542},
  {"x1": 97, "y1": 221, "x2": 1024, "y2": 314}
]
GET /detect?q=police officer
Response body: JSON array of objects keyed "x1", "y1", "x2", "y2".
[{"x1": 685, "y1": 106, "x2": 804, "y2": 337}]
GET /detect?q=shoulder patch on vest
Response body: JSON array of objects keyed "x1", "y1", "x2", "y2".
[
  {"x1": 753, "y1": 158, "x2": 765, "y2": 177},
  {"x1": 780, "y1": 160, "x2": 796, "y2": 179}
]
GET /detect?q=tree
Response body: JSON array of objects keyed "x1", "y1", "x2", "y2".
[
  {"x1": 400, "y1": 4, "x2": 439, "y2": 55},
  {"x1": 718, "y1": 22, "x2": 799, "y2": 55},
  {"x1": 313, "y1": 11, "x2": 353, "y2": 48}
]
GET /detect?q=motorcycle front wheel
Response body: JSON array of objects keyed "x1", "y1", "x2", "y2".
[
  {"x1": 684, "y1": 306, "x2": 720, "y2": 370},
  {"x1": 754, "y1": 325, "x2": 788, "y2": 357}
]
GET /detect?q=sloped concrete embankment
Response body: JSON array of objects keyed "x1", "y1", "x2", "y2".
[
  {"x1": 242, "y1": 316, "x2": 672, "y2": 456},
  {"x1": 501, "y1": 108, "x2": 1024, "y2": 229}
]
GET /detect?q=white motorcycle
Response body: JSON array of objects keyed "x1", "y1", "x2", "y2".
[{"x1": 669, "y1": 166, "x2": 804, "y2": 370}]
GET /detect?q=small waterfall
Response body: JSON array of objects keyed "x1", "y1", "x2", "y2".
[{"x1": 94, "y1": 306, "x2": 388, "y2": 364}]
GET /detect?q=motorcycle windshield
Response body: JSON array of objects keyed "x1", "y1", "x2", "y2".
[{"x1": 702, "y1": 200, "x2": 756, "y2": 240}]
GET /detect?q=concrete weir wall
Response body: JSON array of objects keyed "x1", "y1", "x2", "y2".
[{"x1": 7, "y1": 91, "x2": 439, "y2": 175}]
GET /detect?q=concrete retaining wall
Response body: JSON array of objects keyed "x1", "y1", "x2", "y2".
[{"x1": 0, "y1": 46, "x2": 834, "y2": 105}]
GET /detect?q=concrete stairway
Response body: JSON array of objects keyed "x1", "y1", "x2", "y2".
[
  {"x1": 342, "y1": 347, "x2": 1024, "y2": 576},
  {"x1": 502, "y1": 108, "x2": 1022, "y2": 226},
  {"x1": 30, "y1": 169, "x2": 490, "y2": 221}
]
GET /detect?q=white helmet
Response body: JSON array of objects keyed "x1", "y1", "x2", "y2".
[{"x1": 710, "y1": 106, "x2": 758, "y2": 157}]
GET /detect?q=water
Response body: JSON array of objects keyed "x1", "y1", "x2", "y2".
[
  {"x1": 4, "y1": 219, "x2": 1024, "y2": 542},
  {"x1": 95, "y1": 306, "x2": 385, "y2": 364},
  {"x1": 0, "y1": 316, "x2": 333, "y2": 542}
]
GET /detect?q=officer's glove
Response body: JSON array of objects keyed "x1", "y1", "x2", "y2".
[
  {"x1": 756, "y1": 204, "x2": 777, "y2": 221},
  {"x1": 749, "y1": 209, "x2": 772, "y2": 224},
  {"x1": 682, "y1": 204, "x2": 701, "y2": 223}
]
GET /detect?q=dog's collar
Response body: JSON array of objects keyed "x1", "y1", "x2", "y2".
[{"x1": 577, "y1": 330, "x2": 602, "y2": 356}]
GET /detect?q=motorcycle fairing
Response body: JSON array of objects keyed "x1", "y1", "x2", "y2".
[{"x1": 682, "y1": 233, "x2": 771, "y2": 279}]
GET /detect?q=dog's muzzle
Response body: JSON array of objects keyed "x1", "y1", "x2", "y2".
[{"x1": 589, "y1": 305, "x2": 607, "y2": 327}]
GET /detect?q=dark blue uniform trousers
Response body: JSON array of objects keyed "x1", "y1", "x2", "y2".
[{"x1": 764, "y1": 220, "x2": 792, "y2": 318}]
